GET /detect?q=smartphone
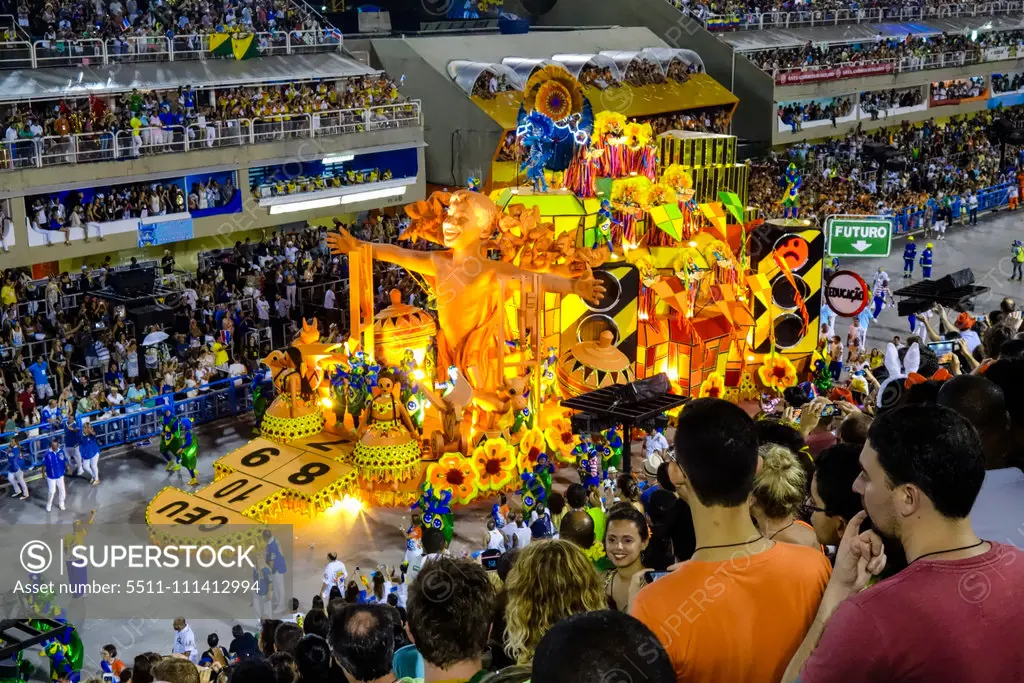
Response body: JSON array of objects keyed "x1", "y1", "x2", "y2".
[
  {"x1": 102, "y1": 675, "x2": 114, "y2": 683},
  {"x1": 482, "y1": 555, "x2": 500, "y2": 571},
  {"x1": 927, "y1": 340, "x2": 956, "y2": 357},
  {"x1": 643, "y1": 570, "x2": 671, "y2": 583},
  {"x1": 820, "y1": 403, "x2": 841, "y2": 418}
]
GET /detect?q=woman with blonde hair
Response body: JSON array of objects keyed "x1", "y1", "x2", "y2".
[
  {"x1": 749, "y1": 443, "x2": 820, "y2": 550},
  {"x1": 503, "y1": 539, "x2": 606, "y2": 663}
]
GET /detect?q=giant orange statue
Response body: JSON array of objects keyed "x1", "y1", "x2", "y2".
[{"x1": 327, "y1": 190, "x2": 606, "y2": 425}]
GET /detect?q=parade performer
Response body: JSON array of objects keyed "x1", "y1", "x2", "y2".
[
  {"x1": 602, "y1": 427, "x2": 623, "y2": 474},
  {"x1": 596, "y1": 199, "x2": 622, "y2": 254},
  {"x1": 42, "y1": 438, "x2": 67, "y2": 512},
  {"x1": 574, "y1": 434, "x2": 601, "y2": 489},
  {"x1": 872, "y1": 277, "x2": 890, "y2": 319},
  {"x1": 920, "y1": 242, "x2": 934, "y2": 279},
  {"x1": 533, "y1": 452, "x2": 555, "y2": 500},
  {"x1": 40, "y1": 638, "x2": 77, "y2": 682},
  {"x1": 161, "y1": 410, "x2": 182, "y2": 470},
  {"x1": 4, "y1": 437, "x2": 27, "y2": 500},
  {"x1": 519, "y1": 113, "x2": 554, "y2": 193},
  {"x1": 518, "y1": 471, "x2": 547, "y2": 518},
  {"x1": 903, "y1": 236, "x2": 917, "y2": 278},
  {"x1": 467, "y1": 176, "x2": 482, "y2": 192},
  {"x1": 62, "y1": 419, "x2": 82, "y2": 478},
  {"x1": 63, "y1": 510, "x2": 95, "y2": 598},
  {"x1": 79, "y1": 421, "x2": 100, "y2": 486},
  {"x1": 176, "y1": 417, "x2": 199, "y2": 486},
  {"x1": 413, "y1": 485, "x2": 454, "y2": 547},
  {"x1": 780, "y1": 163, "x2": 801, "y2": 219},
  {"x1": 354, "y1": 370, "x2": 421, "y2": 482},
  {"x1": 252, "y1": 384, "x2": 268, "y2": 435}
]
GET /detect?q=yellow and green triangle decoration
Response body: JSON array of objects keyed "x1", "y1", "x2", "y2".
[
  {"x1": 698, "y1": 202, "x2": 727, "y2": 238},
  {"x1": 718, "y1": 191, "x2": 746, "y2": 224},
  {"x1": 209, "y1": 32, "x2": 259, "y2": 60},
  {"x1": 648, "y1": 203, "x2": 685, "y2": 241},
  {"x1": 232, "y1": 33, "x2": 259, "y2": 60},
  {"x1": 209, "y1": 32, "x2": 233, "y2": 57}
]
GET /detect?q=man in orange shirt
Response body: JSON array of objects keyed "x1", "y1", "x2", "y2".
[{"x1": 631, "y1": 398, "x2": 831, "y2": 683}]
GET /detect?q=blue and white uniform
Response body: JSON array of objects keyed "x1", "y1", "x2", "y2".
[
  {"x1": 80, "y1": 427, "x2": 100, "y2": 485},
  {"x1": 62, "y1": 422, "x2": 83, "y2": 476},
  {"x1": 265, "y1": 534, "x2": 288, "y2": 613},
  {"x1": 4, "y1": 442, "x2": 27, "y2": 498},
  {"x1": 42, "y1": 445, "x2": 67, "y2": 512},
  {"x1": 252, "y1": 565, "x2": 273, "y2": 620}
]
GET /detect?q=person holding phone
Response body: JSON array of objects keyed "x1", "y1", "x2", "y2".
[{"x1": 603, "y1": 504, "x2": 650, "y2": 613}]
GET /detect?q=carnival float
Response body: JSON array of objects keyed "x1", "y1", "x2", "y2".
[{"x1": 145, "y1": 66, "x2": 823, "y2": 543}]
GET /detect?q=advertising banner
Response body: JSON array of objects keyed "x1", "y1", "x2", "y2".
[{"x1": 776, "y1": 62, "x2": 894, "y2": 85}]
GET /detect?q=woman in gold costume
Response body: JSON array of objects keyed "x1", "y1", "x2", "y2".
[{"x1": 353, "y1": 370, "x2": 422, "y2": 482}]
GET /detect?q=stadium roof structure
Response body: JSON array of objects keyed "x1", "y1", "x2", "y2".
[{"x1": 0, "y1": 52, "x2": 375, "y2": 103}]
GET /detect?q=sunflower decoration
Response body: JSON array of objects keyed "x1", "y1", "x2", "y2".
[
  {"x1": 758, "y1": 355, "x2": 798, "y2": 393},
  {"x1": 623, "y1": 121, "x2": 653, "y2": 148},
  {"x1": 523, "y1": 65, "x2": 584, "y2": 123},
  {"x1": 645, "y1": 182, "x2": 678, "y2": 208},
  {"x1": 610, "y1": 176, "x2": 651, "y2": 209},
  {"x1": 426, "y1": 454, "x2": 481, "y2": 505},
  {"x1": 592, "y1": 111, "x2": 627, "y2": 144},
  {"x1": 471, "y1": 439, "x2": 518, "y2": 492},
  {"x1": 543, "y1": 416, "x2": 577, "y2": 464},
  {"x1": 698, "y1": 372, "x2": 726, "y2": 399}
]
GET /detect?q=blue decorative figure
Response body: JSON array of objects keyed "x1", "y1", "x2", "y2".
[
  {"x1": 518, "y1": 471, "x2": 547, "y2": 517},
  {"x1": 572, "y1": 434, "x2": 601, "y2": 489},
  {"x1": 467, "y1": 176, "x2": 481, "y2": 192},
  {"x1": 518, "y1": 112, "x2": 555, "y2": 193},
  {"x1": 920, "y1": 242, "x2": 933, "y2": 279},
  {"x1": 596, "y1": 199, "x2": 622, "y2": 254},
  {"x1": 781, "y1": 163, "x2": 802, "y2": 218},
  {"x1": 903, "y1": 236, "x2": 917, "y2": 278},
  {"x1": 413, "y1": 485, "x2": 454, "y2": 546}
]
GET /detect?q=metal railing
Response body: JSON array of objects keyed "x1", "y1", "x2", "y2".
[
  {"x1": 885, "y1": 182, "x2": 1013, "y2": 236},
  {"x1": 0, "y1": 101, "x2": 422, "y2": 172},
  {"x1": 0, "y1": 29, "x2": 343, "y2": 70},
  {"x1": 752, "y1": 48, "x2": 998, "y2": 85},
  {"x1": 4, "y1": 375, "x2": 269, "y2": 463},
  {"x1": 691, "y1": 1, "x2": 1024, "y2": 31}
]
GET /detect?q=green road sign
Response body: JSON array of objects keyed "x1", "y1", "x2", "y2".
[{"x1": 826, "y1": 216, "x2": 893, "y2": 258}]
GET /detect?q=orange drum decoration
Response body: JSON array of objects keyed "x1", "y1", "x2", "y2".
[
  {"x1": 557, "y1": 330, "x2": 635, "y2": 398},
  {"x1": 373, "y1": 288, "x2": 437, "y2": 368}
]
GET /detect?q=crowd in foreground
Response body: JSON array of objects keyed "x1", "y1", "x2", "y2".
[
  {"x1": 66, "y1": 314, "x2": 1024, "y2": 681},
  {"x1": 752, "y1": 107, "x2": 1024, "y2": 224},
  {"x1": 744, "y1": 30, "x2": 1024, "y2": 76}
]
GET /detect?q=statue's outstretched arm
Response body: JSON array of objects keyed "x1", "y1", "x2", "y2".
[{"x1": 326, "y1": 227, "x2": 437, "y2": 277}]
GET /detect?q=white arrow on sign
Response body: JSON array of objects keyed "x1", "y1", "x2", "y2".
[{"x1": 851, "y1": 240, "x2": 871, "y2": 252}]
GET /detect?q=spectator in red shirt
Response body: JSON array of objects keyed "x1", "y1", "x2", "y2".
[
  {"x1": 16, "y1": 383, "x2": 35, "y2": 420},
  {"x1": 784, "y1": 404, "x2": 1024, "y2": 682}
]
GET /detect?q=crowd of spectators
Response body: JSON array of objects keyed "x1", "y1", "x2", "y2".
[
  {"x1": 859, "y1": 88, "x2": 925, "y2": 120},
  {"x1": 470, "y1": 70, "x2": 518, "y2": 100},
  {"x1": 681, "y1": 0, "x2": 1019, "y2": 25},
  {"x1": 993, "y1": 71, "x2": 1024, "y2": 93},
  {"x1": 251, "y1": 167, "x2": 394, "y2": 199},
  {"x1": 1, "y1": 76, "x2": 409, "y2": 168},
  {"x1": 753, "y1": 107, "x2": 1024, "y2": 224},
  {"x1": 744, "y1": 30, "x2": 1024, "y2": 76},
  {"x1": 64, "y1": 295, "x2": 1024, "y2": 681},
  {"x1": 932, "y1": 77, "x2": 987, "y2": 102},
  {"x1": 578, "y1": 64, "x2": 620, "y2": 90},
  {"x1": 778, "y1": 96, "x2": 854, "y2": 131},
  {"x1": 14, "y1": 0, "x2": 325, "y2": 43},
  {"x1": 641, "y1": 106, "x2": 732, "y2": 136}
]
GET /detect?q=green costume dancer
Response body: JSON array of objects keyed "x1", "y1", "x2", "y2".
[
  {"x1": 176, "y1": 417, "x2": 199, "y2": 487},
  {"x1": 161, "y1": 411, "x2": 182, "y2": 471},
  {"x1": 252, "y1": 385, "x2": 268, "y2": 435}
]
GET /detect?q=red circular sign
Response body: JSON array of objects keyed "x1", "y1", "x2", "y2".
[{"x1": 824, "y1": 270, "x2": 869, "y2": 317}]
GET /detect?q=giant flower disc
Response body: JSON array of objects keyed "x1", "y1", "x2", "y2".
[
  {"x1": 535, "y1": 81, "x2": 573, "y2": 121},
  {"x1": 543, "y1": 416, "x2": 577, "y2": 464},
  {"x1": 517, "y1": 428, "x2": 548, "y2": 473},
  {"x1": 472, "y1": 439, "x2": 517, "y2": 491},
  {"x1": 426, "y1": 454, "x2": 480, "y2": 505},
  {"x1": 698, "y1": 372, "x2": 726, "y2": 399},
  {"x1": 758, "y1": 355, "x2": 798, "y2": 393}
]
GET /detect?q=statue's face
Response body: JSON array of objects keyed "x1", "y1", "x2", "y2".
[{"x1": 442, "y1": 191, "x2": 488, "y2": 250}]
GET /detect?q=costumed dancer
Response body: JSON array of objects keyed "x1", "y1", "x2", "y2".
[
  {"x1": 872, "y1": 278, "x2": 890, "y2": 319},
  {"x1": 920, "y1": 242, "x2": 934, "y2": 279},
  {"x1": 4, "y1": 437, "x2": 28, "y2": 500},
  {"x1": 533, "y1": 452, "x2": 554, "y2": 500},
  {"x1": 414, "y1": 485, "x2": 454, "y2": 548},
  {"x1": 781, "y1": 163, "x2": 801, "y2": 219},
  {"x1": 63, "y1": 509, "x2": 95, "y2": 598},
  {"x1": 176, "y1": 417, "x2": 199, "y2": 486},
  {"x1": 160, "y1": 410, "x2": 182, "y2": 470},
  {"x1": 40, "y1": 637, "x2": 78, "y2": 683},
  {"x1": 467, "y1": 176, "x2": 482, "y2": 192},
  {"x1": 62, "y1": 419, "x2": 83, "y2": 478},
  {"x1": 42, "y1": 438, "x2": 67, "y2": 513},
  {"x1": 903, "y1": 236, "x2": 917, "y2": 278},
  {"x1": 353, "y1": 371, "x2": 421, "y2": 482},
  {"x1": 602, "y1": 427, "x2": 623, "y2": 475},
  {"x1": 518, "y1": 472, "x2": 546, "y2": 520},
  {"x1": 573, "y1": 434, "x2": 601, "y2": 490},
  {"x1": 596, "y1": 199, "x2": 622, "y2": 254},
  {"x1": 79, "y1": 421, "x2": 100, "y2": 486}
]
